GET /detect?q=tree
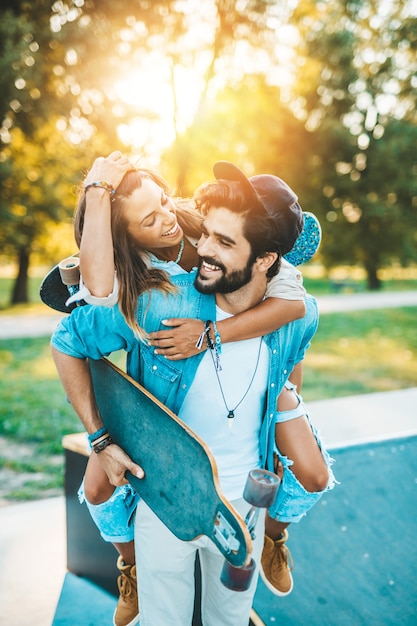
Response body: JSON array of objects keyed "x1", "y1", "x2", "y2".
[
  {"x1": 0, "y1": 123, "x2": 81, "y2": 302},
  {"x1": 161, "y1": 73, "x2": 309, "y2": 196},
  {"x1": 1, "y1": 0, "x2": 290, "y2": 301},
  {"x1": 1, "y1": 0, "x2": 416, "y2": 300},
  {"x1": 47, "y1": 0, "x2": 292, "y2": 187},
  {"x1": 288, "y1": 0, "x2": 417, "y2": 288},
  {"x1": 0, "y1": 2, "x2": 124, "y2": 302}
]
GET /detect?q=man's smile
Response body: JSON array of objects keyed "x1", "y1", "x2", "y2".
[
  {"x1": 201, "y1": 260, "x2": 221, "y2": 272},
  {"x1": 198, "y1": 258, "x2": 225, "y2": 279}
]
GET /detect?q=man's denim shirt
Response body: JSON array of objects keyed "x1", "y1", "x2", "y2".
[{"x1": 52, "y1": 271, "x2": 318, "y2": 474}]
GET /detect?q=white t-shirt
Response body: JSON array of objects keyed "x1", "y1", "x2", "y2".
[{"x1": 179, "y1": 306, "x2": 270, "y2": 501}]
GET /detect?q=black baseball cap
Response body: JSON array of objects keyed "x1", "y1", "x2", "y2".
[{"x1": 213, "y1": 161, "x2": 304, "y2": 256}]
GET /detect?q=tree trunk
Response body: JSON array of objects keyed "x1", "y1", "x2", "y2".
[
  {"x1": 365, "y1": 262, "x2": 381, "y2": 291},
  {"x1": 11, "y1": 247, "x2": 30, "y2": 304}
]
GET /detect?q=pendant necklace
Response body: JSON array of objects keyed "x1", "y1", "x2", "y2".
[{"x1": 208, "y1": 337, "x2": 263, "y2": 428}]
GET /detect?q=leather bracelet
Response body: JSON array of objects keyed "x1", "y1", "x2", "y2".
[
  {"x1": 204, "y1": 320, "x2": 215, "y2": 350},
  {"x1": 92, "y1": 435, "x2": 113, "y2": 454}
]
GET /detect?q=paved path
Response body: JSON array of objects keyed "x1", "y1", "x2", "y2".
[
  {"x1": 1, "y1": 290, "x2": 416, "y2": 339},
  {"x1": 0, "y1": 312, "x2": 64, "y2": 339},
  {"x1": 316, "y1": 289, "x2": 417, "y2": 313}
]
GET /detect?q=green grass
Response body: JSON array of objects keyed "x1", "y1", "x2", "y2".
[
  {"x1": 0, "y1": 337, "x2": 84, "y2": 451},
  {"x1": 0, "y1": 276, "x2": 44, "y2": 311},
  {"x1": 0, "y1": 336, "x2": 82, "y2": 502},
  {"x1": 1, "y1": 305, "x2": 416, "y2": 502},
  {"x1": 302, "y1": 307, "x2": 417, "y2": 400},
  {"x1": 302, "y1": 274, "x2": 417, "y2": 295}
]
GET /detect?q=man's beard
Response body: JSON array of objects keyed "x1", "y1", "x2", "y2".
[{"x1": 194, "y1": 256, "x2": 254, "y2": 294}]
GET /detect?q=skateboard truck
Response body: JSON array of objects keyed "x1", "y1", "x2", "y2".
[
  {"x1": 220, "y1": 469, "x2": 280, "y2": 592},
  {"x1": 214, "y1": 511, "x2": 241, "y2": 554}
]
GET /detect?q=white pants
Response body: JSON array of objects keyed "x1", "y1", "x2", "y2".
[{"x1": 135, "y1": 497, "x2": 265, "y2": 626}]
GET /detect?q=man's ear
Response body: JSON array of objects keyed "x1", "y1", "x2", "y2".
[{"x1": 255, "y1": 252, "x2": 278, "y2": 274}]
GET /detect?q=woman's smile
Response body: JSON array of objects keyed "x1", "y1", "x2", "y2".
[{"x1": 163, "y1": 222, "x2": 180, "y2": 238}]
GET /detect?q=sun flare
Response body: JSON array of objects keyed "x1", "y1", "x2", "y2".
[{"x1": 111, "y1": 58, "x2": 204, "y2": 160}]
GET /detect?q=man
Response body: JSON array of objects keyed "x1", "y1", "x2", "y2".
[{"x1": 51, "y1": 161, "x2": 335, "y2": 626}]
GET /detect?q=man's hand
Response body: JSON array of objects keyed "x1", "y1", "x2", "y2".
[
  {"x1": 148, "y1": 318, "x2": 206, "y2": 360},
  {"x1": 84, "y1": 151, "x2": 135, "y2": 191},
  {"x1": 98, "y1": 443, "x2": 144, "y2": 486}
]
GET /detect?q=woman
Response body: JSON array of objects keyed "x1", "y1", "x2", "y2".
[{"x1": 71, "y1": 152, "x2": 313, "y2": 626}]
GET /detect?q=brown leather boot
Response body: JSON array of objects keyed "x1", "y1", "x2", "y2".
[
  {"x1": 113, "y1": 556, "x2": 140, "y2": 626},
  {"x1": 260, "y1": 529, "x2": 294, "y2": 596}
]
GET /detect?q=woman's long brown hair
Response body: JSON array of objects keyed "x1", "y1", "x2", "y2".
[{"x1": 74, "y1": 168, "x2": 203, "y2": 339}]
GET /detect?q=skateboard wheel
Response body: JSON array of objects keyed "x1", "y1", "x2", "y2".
[
  {"x1": 220, "y1": 558, "x2": 256, "y2": 592},
  {"x1": 243, "y1": 469, "x2": 279, "y2": 508},
  {"x1": 58, "y1": 256, "x2": 80, "y2": 286}
]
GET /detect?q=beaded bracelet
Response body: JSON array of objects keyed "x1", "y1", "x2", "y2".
[
  {"x1": 92, "y1": 435, "x2": 113, "y2": 454},
  {"x1": 87, "y1": 426, "x2": 108, "y2": 444},
  {"x1": 212, "y1": 320, "x2": 222, "y2": 354},
  {"x1": 84, "y1": 180, "x2": 115, "y2": 196},
  {"x1": 204, "y1": 320, "x2": 222, "y2": 371}
]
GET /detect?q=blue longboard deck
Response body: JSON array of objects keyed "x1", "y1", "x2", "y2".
[{"x1": 89, "y1": 357, "x2": 252, "y2": 569}]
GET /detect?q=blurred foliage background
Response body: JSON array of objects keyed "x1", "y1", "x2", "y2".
[{"x1": 0, "y1": 0, "x2": 416, "y2": 305}]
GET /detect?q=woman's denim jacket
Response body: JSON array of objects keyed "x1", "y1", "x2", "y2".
[{"x1": 52, "y1": 272, "x2": 318, "y2": 478}]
